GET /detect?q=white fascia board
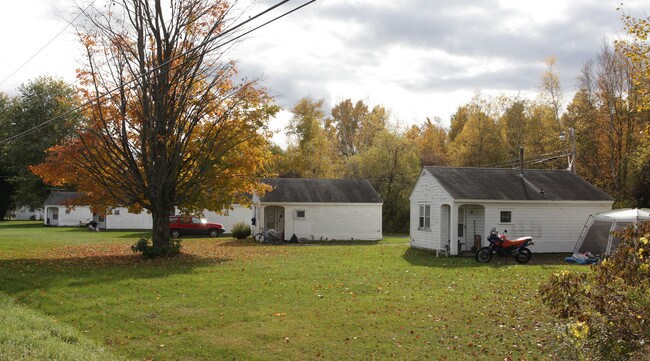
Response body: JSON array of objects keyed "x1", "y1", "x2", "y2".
[
  {"x1": 453, "y1": 199, "x2": 614, "y2": 206},
  {"x1": 258, "y1": 202, "x2": 382, "y2": 207}
]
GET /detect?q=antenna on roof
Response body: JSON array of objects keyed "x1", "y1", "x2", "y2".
[{"x1": 519, "y1": 146, "x2": 524, "y2": 178}]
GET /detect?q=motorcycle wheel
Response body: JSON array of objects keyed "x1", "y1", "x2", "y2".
[
  {"x1": 475, "y1": 247, "x2": 493, "y2": 263},
  {"x1": 515, "y1": 248, "x2": 532, "y2": 264}
]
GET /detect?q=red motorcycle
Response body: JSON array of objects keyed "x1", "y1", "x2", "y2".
[{"x1": 475, "y1": 227, "x2": 534, "y2": 264}]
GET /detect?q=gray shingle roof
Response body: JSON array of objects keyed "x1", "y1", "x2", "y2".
[
  {"x1": 44, "y1": 191, "x2": 86, "y2": 206},
  {"x1": 423, "y1": 167, "x2": 614, "y2": 201},
  {"x1": 261, "y1": 178, "x2": 382, "y2": 203}
]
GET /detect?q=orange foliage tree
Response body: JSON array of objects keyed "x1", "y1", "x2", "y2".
[{"x1": 31, "y1": 0, "x2": 278, "y2": 255}]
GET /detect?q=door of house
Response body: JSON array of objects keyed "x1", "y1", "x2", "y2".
[
  {"x1": 264, "y1": 206, "x2": 285, "y2": 235},
  {"x1": 48, "y1": 207, "x2": 59, "y2": 226}
]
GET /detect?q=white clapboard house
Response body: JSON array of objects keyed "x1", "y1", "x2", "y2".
[
  {"x1": 43, "y1": 191, "x2": 251, "y2": 232},
  {"x1": 409, "y1": 167, "x2": 614, "y2": 254},
  {"x1": 44, "y1": 191, "x2": 93, "y2": 226},
  {"x1": 252, "y1": 178, "x2": 383, "y2": 241},
  {"x1": 12, "y1": 205, "x2": 44, "y2": 221}
]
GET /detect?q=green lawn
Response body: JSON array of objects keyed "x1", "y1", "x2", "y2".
[{"x1": 0, "y1": 221, "x2": 578, "y2": 360}]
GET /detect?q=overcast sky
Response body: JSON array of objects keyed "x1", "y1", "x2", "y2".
[{"x1": 0, "y1": 0, "x2": 646, "y2": 147}]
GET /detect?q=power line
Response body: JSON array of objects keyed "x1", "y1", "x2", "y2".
[
  {"x1": 0, "y1": 0, "x2": 97, "y2": 88},
  {"x1": 0, "y1": 0, "x2": 316, "y2": 146},
  {"x1": 480, "y1": 149, "x2": 572, "y2": 169}
]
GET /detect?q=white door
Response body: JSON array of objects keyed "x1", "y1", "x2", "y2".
[{"x1": 48, "y1": 207, "x2": 59, "y2": 226}]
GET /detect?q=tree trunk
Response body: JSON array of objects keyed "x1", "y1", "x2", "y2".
[{"x1": 151, "y1": 207, "x2": 170, "y2": 252}]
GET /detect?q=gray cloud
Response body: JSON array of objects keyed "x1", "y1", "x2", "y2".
[{"x1": 232, "y1": 0, "x2": 637, "y2": 123}]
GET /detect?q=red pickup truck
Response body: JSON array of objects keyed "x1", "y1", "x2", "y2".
[{"x1": 168, "y1": 216, "x2": 224, "y2": 238}]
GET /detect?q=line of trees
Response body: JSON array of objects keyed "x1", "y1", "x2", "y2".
[
  {"x1": 271, "y1": 41, "x2": 649, "y2": 232},
  {"x1": 0, "y1": 77, "x2": 81, "y2": 219}
]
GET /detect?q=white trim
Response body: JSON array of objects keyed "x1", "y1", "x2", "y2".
[
  {"x1": 257, "y1": 202, "x2": 383, "y2": 207},
  {"x1": 452, "y1": 199, "x2": 614, "y2": 205},
  {"x1": 418, "y1": 203, "x2": 431, "y2": 231},
  {"x1": 294, "y1": 209, "x2": 306, "y2": 219}
]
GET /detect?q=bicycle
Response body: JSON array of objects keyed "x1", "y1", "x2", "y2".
[{"x1": 253, "y1": 227, "x2": 282, "y2": 245}]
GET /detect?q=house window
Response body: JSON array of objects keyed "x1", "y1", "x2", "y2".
[
  {"x1": 113, "y1": 210, "x2": 120, "y2": 216},
  {"x1": 418, "y1": 204, "x2": 431, "y2": 230},
  {"x1": 295, "y1": 210, "x2": 305, "y2": 219},
  {"x1": 65, "y1": 209, "x2": 71, "y2": 214},
  {"x1": 500, "y1": 211, "x2": 512, "y2": 223}
]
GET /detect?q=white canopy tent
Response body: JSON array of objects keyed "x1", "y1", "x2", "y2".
[{"x1": 573, "y1": 208, "x2": 650, "y2": 255}]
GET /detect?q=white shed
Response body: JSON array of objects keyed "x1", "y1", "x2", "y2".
[
  {"x1": 409, "y1": 167, "x2": 614, "y2": 255},
  {"x1": 44, "y1": 192, "x2": 93, "y2": 227},
  {"x1": 253, "y1": 178, "x2": 383, "y2": 241}
]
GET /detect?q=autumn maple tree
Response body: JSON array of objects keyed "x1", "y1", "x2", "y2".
[{"x1": 32, "y1": 0, "x2": 278, "y2": 255}]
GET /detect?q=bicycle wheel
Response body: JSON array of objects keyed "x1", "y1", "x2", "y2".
[{"x1": 253, "y1": 232, "x2": 265, "y2": 243}]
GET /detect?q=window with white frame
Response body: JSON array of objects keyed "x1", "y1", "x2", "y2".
[
  {"x1": 65, "y1": 209, "x2": 71, "y2": 214},
  {"x1": 500, "y1": 211, "x2": 512, "y2": 223},
  {"x1": 418, "y1": 204, "x2": 431, "y2": 230},
  {"x1": 294, "y1": 210, "x2": 306, "y2": 219},
  {"x1": 113, "y1": 209, "x2": 120, "y2": 216}
]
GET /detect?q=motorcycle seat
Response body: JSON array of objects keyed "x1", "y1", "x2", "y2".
[{"x1": 500, "y1": 237, "x2": 531, "y2": 248}]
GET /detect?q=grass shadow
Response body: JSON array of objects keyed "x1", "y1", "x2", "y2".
[
  {"x1": 402, "y1": 247, "x2": 574, "y2": 268},
  {"x1": 113, "y1": 231, "x2": 154, "y2": 238},
  {"x1": 293, "y1": 240, "x2": 380, "y2": 246},
  {"x1": 0, "y1": 253, "x2": 230, "y2": 296},
  {"x1": 219, "y1": 238, "x2": 381, "y2": 247},
  {"x1": 0, "y1": 221, "x2": 45, "y2": 229},
  {"x1": 58, "y1": 227, "x2": 152, "y2": 238}
]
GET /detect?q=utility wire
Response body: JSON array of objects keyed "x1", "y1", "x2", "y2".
[
  {"x1": 480, "y1": 149, "x2": 571, "y2": 169},
  {"x1": 0, "y1": 0, "x2": 291, "y2": 145},
  {"x1": 0, "y1": 0, "x2": 316, "y2": 146},
  {"x1": 0, "y1": 0, "x2": 97, "y2": 88}
]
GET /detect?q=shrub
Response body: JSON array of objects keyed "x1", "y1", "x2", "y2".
[
  {"x1": 231, "y1": 222, "x2": 251, "y2": 239},
  {"x1": 131, "y1": 237, "x2": 182, "y2": 258},
  {"x1": 539, "y1": 223, "x2": 650, "y2": 360}
]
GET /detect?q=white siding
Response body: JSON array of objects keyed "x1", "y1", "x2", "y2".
[
  {"x1": 13, "y1": 206, "x2": 43, "y2": 221},
  {"x1": 103, "y1": 205, "x2": 252, "y2": 231},
  {"x1": 409, "y1": 170, "x2": 454, "y2": 250},
  {"x1": 105, "y1": 208, "x2": 153, "y2": 229},
  {"x1": 203, "y1": 205, "x2": 252, "y2": 234},
  {"x1": 258, "y1": 203, "x2": 382, "y2": 241},
  {"x1": 46, "y1": 205, "x2": 93, "y2": 227},
  {"x1": 483, "y1": 202, "x2": 612, "y2": 252},
  {"x1": 42, "y1": 204, "x2": 253, "y2": 231}
]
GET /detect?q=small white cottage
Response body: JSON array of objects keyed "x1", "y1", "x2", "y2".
[
  {"x1": 97, "y1": 206, "x2": 252, "y2": 231},
  {"x1": 43, "y1": 191, "x2": 251, "y2": 232},
  {"x1": 253, "y1": 178, "x2": 383, "y2": 241},
  {"x1": 44, "y1": 191, "x2": 93, "y2": 226},
  {"x1": 409, "y1": 167, "x2": 614, "y2": 254},
  {"x1": 12, "y1": 205, "x2": 44, "y2": 221}
]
